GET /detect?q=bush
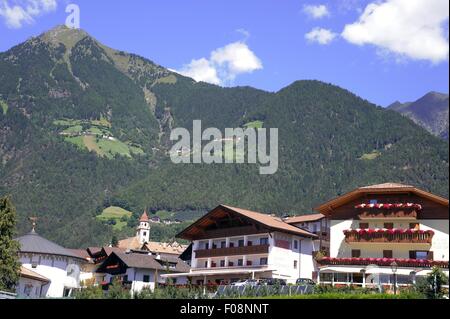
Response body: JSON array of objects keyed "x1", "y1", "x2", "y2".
[{"x1": 414, "y1": 267, "x2": 449, "y2": 299}]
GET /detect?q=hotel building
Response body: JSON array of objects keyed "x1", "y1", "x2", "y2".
[
  {"x1": 314, "y1": 183, "x2": 449, "y2": 287},
  {"x1": 162, "y1": 205, "x2": 318, "y2": 285}
]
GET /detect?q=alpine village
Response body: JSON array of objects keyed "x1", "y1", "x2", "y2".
[{"x1": 0, "y1": 25, "x2": 449, "y2": 300}]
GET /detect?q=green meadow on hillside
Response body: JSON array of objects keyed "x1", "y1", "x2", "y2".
[{"x1": 96, "y1": 206, "x2": 133, "y2": 230}]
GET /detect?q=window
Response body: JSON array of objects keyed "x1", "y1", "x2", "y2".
[
  {"x1": 246, "y1": 260, "x2": 252, "y2": 266},
  {"x1": 238, "y1": 240, "x2": 245, "y2": 247},
  {"x1": 238, "y1": 259, "x2": 243, "y2": 266},
  {"x1": 212, "y1": 243, "x2": 217, "y2": 249},
  {"x1": 228, "y1": 261, "x2": 234, "y2": 267},
  {"x1": 221, "y1": 241, "x2": 226, "y2": 248},
  {"x1": 383, "y1": 250, "x2": 393, "y2": 258},
  {"x1": 229, "y1": 242, "x2": 235, "y2": 248},
  {"x1": 205, "y1": 243, "x2": 209, "y2": 250},
  {"x1": 411, "y1": 251, "x2": 431, "y2": 260},
  {"x1": 294, "y1": 240, "x2": 299, "y2": 250},
  {"x1": 260, "y1": 238, "x2": 269, "y2": 245},
  {"x1": 260, "y1": 257, "x2": 268, "y2": 265},
  {"x1": 352, "y1": 250, "x2": 361, "y2": 258},
  {"x1": 220, "y1": 260, "x2": 225, "y2": 267},
  {"x1": 359, "y1": 223, "x2": 369, "y2": 229},
  {"x1": 294, "y1": 260, "x2": 298, "y2": 269},
  {"x1": 204, "y1": 261, "x2": 208, "y2": 268},
  {"x1": 143, "y1": 275, "x2": 150, "y2": 283},
  {"x1": 384, "y1": 223, "x2": 394, "y2": 229},
  {"x1": 247, "y1": 241, "x2": 253, "y2": 246}
]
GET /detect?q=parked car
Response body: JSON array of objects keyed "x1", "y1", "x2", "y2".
[
  {"x1": 296, "y1": 278, "x2": 316, "y2": 286},
  {"x1": 259, "y1": 278, "x2": 287, "y2": 286},
  {"x1": 232, "y1": 279, "x2": 259, "y2": 287}
]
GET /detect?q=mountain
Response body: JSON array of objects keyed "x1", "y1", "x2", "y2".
[
  {"x1": 0, "y1": 26, "x2": 448, "y2": 247},
  {"x1": 388, "y1": 92, "x2": 449, "y2": 139}
]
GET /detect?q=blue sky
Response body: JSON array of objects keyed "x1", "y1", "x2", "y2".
[{"x1": 0, "y1": 0, "x2": 448, "y2": 106}]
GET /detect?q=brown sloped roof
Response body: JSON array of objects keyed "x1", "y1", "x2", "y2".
[
  {"x1": 117, "y1": 236, "x2": 141, "y2": 250},
  {"x1": 315, "y1": 183, "x2": 449, "y2": 214},
  {"x1": 177, "y1": 205, "x2": 317, "y2": 240},
  {"x1": 107, "y1": 252, "x2": 190, "y2": 273},
  {"x1": 143, "y1": 241, "x2": 188, "y2": 255},
  {"x1": 118, "y1": 236, "x2": 187, "y2": 255},
  {"x1": 285, "y1": 213, "x2": 325, "y2": 224},
  {"x1": 68, "y1": 249, "x2": 91, "y2": 260},
  {"x1": 20, "y1": 266, "x2": 50, "y2": 282},
  {"x1": 140, "y1": 211, "x2": 149, "y2": 222}
]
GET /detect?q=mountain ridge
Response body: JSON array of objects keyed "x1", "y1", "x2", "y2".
[
  {"x1": 0, "y1": 26, "x2": 448, "y2": 247},
  {"x1": 388, "y1": 91, "x2": 449, "y2": 139}
]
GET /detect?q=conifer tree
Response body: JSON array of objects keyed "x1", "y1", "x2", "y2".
[{"x1": 0, "y1": 196, "x2": 21, "y2": 291}]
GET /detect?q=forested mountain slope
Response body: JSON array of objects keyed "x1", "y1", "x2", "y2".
[{"x1": 0, "y1": 26, "x2": 448, "y2": 247}]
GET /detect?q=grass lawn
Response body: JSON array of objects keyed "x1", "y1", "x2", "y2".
[
  {"x1": 65, "y1": 136, "x2": 86, "y2": 149},
  {"x1": 62, "y1": 125, "x2": 83, "y2": 134},
  {"x1": 54, "y1": 119, "x2": 83, "y2": 126},
  {"x1": 359, "y1": 150, "x2": 381, "y2": 160},
  {"x1": 97, "y1": 139, "x2": 132, "y2": 158},
  {"x1": 243, "y1": 120, "x2": 264, "y2": 129},
  {"x1": 83, "y1": 135, "x2": 106, "y2": 157},
  {"x1": 155, "y1": 210, "x2": 175, "y2": 220},
  {"x1": 0, "y1": 100, "x2": 8, "y2": 115},
  {"x1": 96, "y1": 206, "x2": 133, "y2": 230}
]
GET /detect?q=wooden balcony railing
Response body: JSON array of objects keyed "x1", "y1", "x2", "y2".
[
  {"x1": 318, "y1": 257, "x2": 448, "y2": 269},
  {"x1": 194, "y1": 244, "x2": 270, "y2": 258},
  {"x1": 358, "y1": 210, "x2": 418, "y2": 220},
  {"x1": 344, "y1": 229, "x2": 434, "y2": 244}
]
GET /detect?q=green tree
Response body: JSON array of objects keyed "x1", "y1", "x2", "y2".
[
  {"x1": 73, "y1": 282, "x2": 104, "y2": 299},
  {"x1": 415, "y1": 267, "x2": 449, "y2": 299},
  {"x1": 111, "y1": 235, "x2": 118, "y2": 247},
  {"x1": 107, "y1": 278, "x2": 131, "y2": 299},
  {"x1": 0, "y1": 196, "x2": 21, "y2": 292}
]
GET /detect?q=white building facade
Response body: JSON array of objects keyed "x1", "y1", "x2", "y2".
[
  {"x1": 15, "y1": 230, "x2": 86, "y2": 298},
  {"x1": 315, "y1": 183, "x2": 449, "y2": 288},
  {"x1": 163, "y1": 205, "x2": 318, "y2": 285}
]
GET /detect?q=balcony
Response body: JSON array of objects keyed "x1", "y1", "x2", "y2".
[
  {"x1": 317, "y1": 257, "x2": 448, "y2": 269},
  {"x1": 344, "y1": 229, "x2": 434, "y2": 244},
  {"x1": 194, "y1": 244, "x2": 270, "y2": 258},
  {"x1": 355, "y1": 202, "x2": 421, "y2": 220}
]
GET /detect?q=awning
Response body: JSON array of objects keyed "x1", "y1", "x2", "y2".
[
  {"x1": 161, "y1": 268, "x2": 274, "y2": 278},
  {"x1": 319, "y1": 265, "x2": 429, "y2": 276}
]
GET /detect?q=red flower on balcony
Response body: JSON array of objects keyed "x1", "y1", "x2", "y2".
[
  {"x1": 319, "y1": 257, "x2": 448, "y2": 268},
  {"x1": 355, "y1": 203, "x2": 423, "y2": 210}
]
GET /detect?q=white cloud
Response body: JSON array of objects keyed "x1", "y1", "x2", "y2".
[
  {"x1": 178, "y1": 58, "x2": 221, "y2": 85},
  {"x1": 303, "y1": 4, "x2": 330, "y2": 19},
  {"x1": 341, "y1": 0, "x2": 449, "y2": 64},
  {"x1": 305, "y1": 27, "x2": 337, "y2": 45},
  {"x1": 177, "y1": 41, "x2": 263, "y2": 85},
  {"x1": 0, "y1": 0, "x2": 57, "y2": 29}
]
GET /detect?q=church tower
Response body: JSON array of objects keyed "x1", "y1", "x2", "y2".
[{"x1": 136, "y1": 211, "x2": 150, "y2": 244}]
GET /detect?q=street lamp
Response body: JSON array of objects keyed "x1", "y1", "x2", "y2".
[{"x1": 390, "y1": 261, "x2": 398, "y2": 295}]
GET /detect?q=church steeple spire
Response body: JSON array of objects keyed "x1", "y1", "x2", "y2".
[{"x1": 136, "y1": 210, "x2": 150, "y2": 244}]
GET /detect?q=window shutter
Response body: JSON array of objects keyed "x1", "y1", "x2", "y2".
[
  {"x1": 409, "y1": 251, "x2": 416, "y2": 259},
  {"x1": 427, "y1": 251, "x2": 434, "y2": 260},
  {"x1": 383, "y1": 250, "x2": 393, "y2": 258},
  {"x1": 359, "y1": 223, "x2": 369, "y2": 229}
]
